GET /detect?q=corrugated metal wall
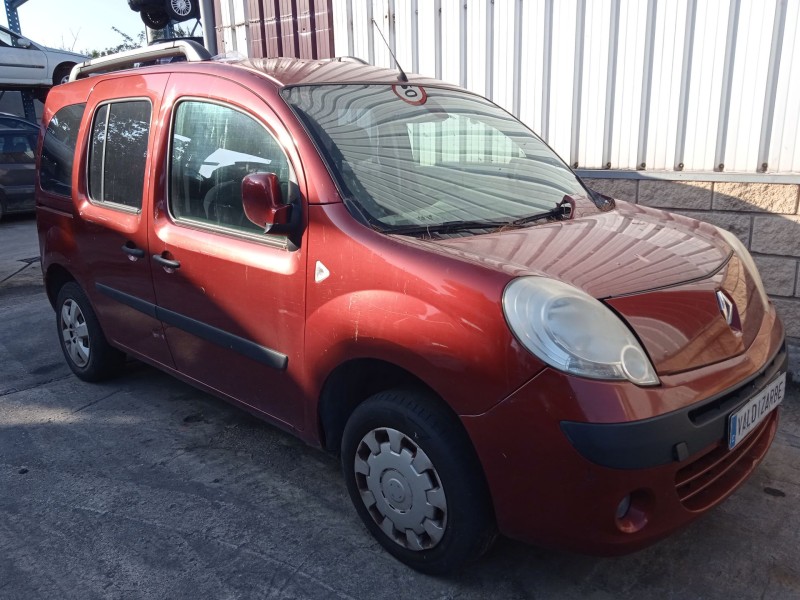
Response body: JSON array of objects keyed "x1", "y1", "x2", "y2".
[
  {"x1": 327, "y1": 0, "x2": 800, "y2": 176},
  {"x1": 213, "y1": 0, "x2": 335, "y2": 60}
]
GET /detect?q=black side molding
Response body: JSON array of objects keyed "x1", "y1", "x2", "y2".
[
  {"x1": 95, "y1": 283, "x2": 288, "y2": 371},
  {"x1": 157, "y1": 305, "x2": 288, "y2": 370},
  {"x1": 97, "y1": 283, "x2": 157, "y2": 318}
]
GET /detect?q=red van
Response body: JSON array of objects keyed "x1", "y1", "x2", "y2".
[{"x1": 36, "y1": 42, "x2": 787, "y2": 574}]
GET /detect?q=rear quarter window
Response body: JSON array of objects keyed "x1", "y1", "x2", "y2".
[{"x1": 40, "y1": 103, "x2": 86, "y2": 196}]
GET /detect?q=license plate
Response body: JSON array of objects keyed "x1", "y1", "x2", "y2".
[{"x1": 727, "y1": 372, "x2": 786, "y2": 450}]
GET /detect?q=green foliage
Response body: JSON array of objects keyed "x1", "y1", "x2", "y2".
[
  {"x1": 83, "y1": 27, "x2": 145, "y2": 58},
  {"x1": 83, "y1": 25, "x2": 191, "y2": 58}
]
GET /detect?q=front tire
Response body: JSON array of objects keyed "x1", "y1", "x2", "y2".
[
  {"x1": 341, "y1": 389, "x2": 495, "y2": 574},
  {"x1": 56, "y1": 282, "x2": 125, "y2": 382}
]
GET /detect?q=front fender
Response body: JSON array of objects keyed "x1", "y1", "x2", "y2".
[
  {"x1": 304, "y1": 202, "x2": 545, "y2": 418},
  {"x1": 305, "y1": 287, "x2": 542, "y2": 417}
]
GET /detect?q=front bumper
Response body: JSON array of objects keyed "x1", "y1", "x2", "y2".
[
  {"x1": 0, "y1": 184, "x2": 35, "y2": 213},
  {"x1": 461, "y1": 310, "x2": 786, "y2": 555},
  {"x1": 561, "y1": 344, "x2": 787, "y2": 470}
]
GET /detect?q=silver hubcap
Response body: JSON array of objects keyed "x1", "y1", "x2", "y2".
[
  {"x1": 354, "y1": 427, "x2": 447, "y2": 551},
  {"x1": 60, "y1": 299, "x2": 90, "y2": 367},
  {"x1": 171, "y1": 0, "x2": 191, "y2": 16}
]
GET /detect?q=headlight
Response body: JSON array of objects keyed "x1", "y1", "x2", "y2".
[
  {"x1": 502, "y1": 277, "x2": 659, "y2": 386},
  {"x1": 714, "y1": 227, "x2": 770, "y2": 309}
]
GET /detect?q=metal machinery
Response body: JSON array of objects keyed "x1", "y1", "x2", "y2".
[
  {"x1": 2, "y1": 0, "x2": 36, "y2": 122},
  {"x1": 134, "y1": 0, "x2": 216, "y2": 54},
  {"x1": 1, "y1": 0, "x2": 216, "y2": 122}
]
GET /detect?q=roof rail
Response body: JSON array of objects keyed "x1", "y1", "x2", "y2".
[
  {"x1": 69, "y1": 40, "x2": 211, "y2": 82},
  {"x1": 330, "y1": 56, "x2": 369, "y2": 65}
]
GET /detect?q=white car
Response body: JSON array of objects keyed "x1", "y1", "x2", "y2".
[{"x1": 0, "y1": 24, "x2": 87, "y2": 87}]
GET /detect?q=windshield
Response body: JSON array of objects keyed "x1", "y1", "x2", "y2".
[{"x1": 283, "y1": 84, "x2": 590, "y2": 233}]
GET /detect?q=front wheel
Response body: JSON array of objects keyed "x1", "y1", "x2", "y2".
[
  {"x1": 341, "y1": 389, "x2": 495, "y2": 574},
  {"x1": 56, "y1": 282, "x2": 125, "y2": 382},
  {"x1": 165, "y1": 0, "x2": 198, "y2": 21}
]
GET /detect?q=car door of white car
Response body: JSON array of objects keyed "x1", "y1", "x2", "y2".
[{"x1": 0, "y1": 26, "x2": 47, "y2": 85}]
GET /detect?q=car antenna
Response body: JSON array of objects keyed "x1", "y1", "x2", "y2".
[{"x1": 371, "y1": 18, "x2": 408, "y2": 83}]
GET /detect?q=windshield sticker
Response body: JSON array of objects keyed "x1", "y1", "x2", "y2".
[{"x1": 392, "y1": 84, "x2": 428, "y2": 105}]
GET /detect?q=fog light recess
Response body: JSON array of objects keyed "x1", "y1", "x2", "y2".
[
  {"x1": 615, "y1": 495, "x2": 631, "y2": 520},
  {"x1": 614, "y1": 490, "x2": 652, "y2": 534}
]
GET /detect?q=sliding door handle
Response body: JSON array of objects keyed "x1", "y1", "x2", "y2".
[{"x1": 152, "y1": 254, "x2": 180, "y2": 270}]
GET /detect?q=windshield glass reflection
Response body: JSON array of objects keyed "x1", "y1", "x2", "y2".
[{"x1": 284, "y1": 84, "x2": 589, "y2": 233}]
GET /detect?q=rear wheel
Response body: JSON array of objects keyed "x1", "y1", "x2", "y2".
[
  {"x1": 341, "y1": 389, "x2": 495, "y2": 574},
  {"x1": 56, "y1": 282, "x2": 125, "y2": 381},
  {"x1": 53, "y1": 63, "x2": 74, "y2": 86}
]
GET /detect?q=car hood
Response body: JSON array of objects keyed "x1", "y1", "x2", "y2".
[
  {"x1": 409, "y1": 201, "x2": 731, "y2": 299},
  {"x1": 397, "y1": 200, "x2": 754, "y2": 375}
]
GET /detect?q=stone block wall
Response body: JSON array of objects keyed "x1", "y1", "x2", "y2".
[{"x1": 584, "y1": 177, "x2": 799, "y2": 379}]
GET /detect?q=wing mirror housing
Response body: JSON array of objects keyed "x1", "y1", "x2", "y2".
[
  {"x1": 242, "y1": 172, "x2": 292, "y2": 234},
  {"x1": 17, "y1": 37, "x2": 32, "y2": 49}
]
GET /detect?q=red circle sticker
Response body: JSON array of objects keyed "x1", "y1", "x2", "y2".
[{"x1": 392, "y1": 84, "x2": 428, "y2": 105}]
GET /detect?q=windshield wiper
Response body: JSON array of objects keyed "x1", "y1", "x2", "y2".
[
  {"x1": 385, "y1": 196, "x2": 576, "y2": 237},
  {"x1": 509, "y1": 200, "x2": 573, "y2": 226},
  {"x1": 385, "y1": 218, "x2": 513, "y2": 236}
]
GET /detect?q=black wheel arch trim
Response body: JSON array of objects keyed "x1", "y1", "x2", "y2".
[
  {"x1": 95, "y1": 283, "x2": 288, "y2": 370},
  {"x1": 560, "y1": 340, "x2": 787, "y2": 470}
]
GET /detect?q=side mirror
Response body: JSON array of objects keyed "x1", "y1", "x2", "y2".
[
  {"x1": 241, "y1": 172, "x2": 291, "y2": 234},
  {"x1": 16, "y1": 37, "x2": 32, "y2": 49}
]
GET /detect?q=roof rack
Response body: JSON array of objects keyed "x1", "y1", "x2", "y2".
[
  {"x1": 330, "y1": 56, "x2": 369, "y2": 65},
  {"x1": 69, "y1": 40, "x2": 212, "y2": 82}
]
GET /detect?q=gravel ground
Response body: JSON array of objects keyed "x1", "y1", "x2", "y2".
[{"x1": 2, "y1": 215, "x2": 799, "y2": 599}]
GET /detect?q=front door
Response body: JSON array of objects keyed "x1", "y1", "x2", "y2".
[
  {"x1": 149, "y1": 75, "x2": 308, "y2": 428},
  {"x1": 0, "y1": 28, "x2": 47, "y2": 84}
]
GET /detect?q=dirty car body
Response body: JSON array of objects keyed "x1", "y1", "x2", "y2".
[
  {"x1": 36, "y1": 49, "x2": 787, "y2": 573},
  {"x1": 0, "y1": 24, "x2": 85, "y2": 87},
  {"x1": 0, "y1": 115, "x2": 38, "y2": 219}
]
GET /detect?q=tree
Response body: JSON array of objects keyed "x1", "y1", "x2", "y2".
[
  {"x1": 83, "y1": 25, "x2": 192, "y2": 58},
  {"x1": 83, "y1": 27, "x2": 146, "y2": 58}
]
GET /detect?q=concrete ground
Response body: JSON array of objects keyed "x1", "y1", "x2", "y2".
[{"x1": 1, "y1": 215, "x2": 799, "y2": 600}]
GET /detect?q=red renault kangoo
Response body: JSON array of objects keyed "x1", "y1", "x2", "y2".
[{"x1": 36, "y1": 41, "x2": 787, "y2": 574}]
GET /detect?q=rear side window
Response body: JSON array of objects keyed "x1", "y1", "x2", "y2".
[
  {"x1": 40, "y1": 103, "x2": 85, "y2": 196},
  {"x1": 88, "y1": 100, "x2": 151, "y2": 210},
  {"x1": 0, "y1": 131, "x2": 35, "y2": 164}
]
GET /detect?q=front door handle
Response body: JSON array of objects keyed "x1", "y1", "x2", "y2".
[
  {"x1": 121, "y1": 242, "x2": 145, "y2": 259},
  {"x1": 152, "y1": 254, "x2": 181, "y2": 270}
]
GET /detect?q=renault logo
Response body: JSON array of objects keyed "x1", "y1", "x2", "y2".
[{"x1": 716, "y1": 291, "x2": 735, "y2": 325}]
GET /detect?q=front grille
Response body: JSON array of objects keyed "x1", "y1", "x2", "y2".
[{"x1": 675, "y1": 411, "x2": 777, "y2": 511}]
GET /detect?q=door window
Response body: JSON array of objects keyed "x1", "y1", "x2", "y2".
[
  {"x1": 169, "y1": 100, "x2": 293, "y2": 235},
  {"x1": 88, "y1": 100, "x2": 151, "y2": 210},
  {"x1": 40, "y1": 103, "x2": 86, "y2": 196},
  {"x1": 0, "y1": 28, "x2": 27, "y2": 48}
]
